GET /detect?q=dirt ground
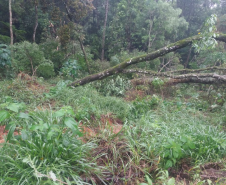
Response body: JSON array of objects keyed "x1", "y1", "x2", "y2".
[{"x1": 0, "y1": 125, "x2": 19, "y2": 144}]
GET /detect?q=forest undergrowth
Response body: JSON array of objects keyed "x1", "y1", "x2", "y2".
[{"x1": 1, "y1": 76, "x2": 226, "y2": 185}]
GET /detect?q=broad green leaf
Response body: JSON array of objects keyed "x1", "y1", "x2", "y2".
[
  {"x1": 168, "y1": 139, "x2": 174, "y2": 144},
  {"x1": 21, "y1": 130, "x2": 29, "y2": 140},
  {"x1": 180, "y1": 136, "x2": 187, "y2": 143},
  {"x1": 163, "y1": 150, "x2": 170, "y2": 158},
  {"x1": 47, "y1": 130, "x2": 55, "y2": 140},
  {"x1": 0, "y1": 110, "x2": 10, "y2": 122},
  {"x1": 145, "y1": 175, "x2": 153, "y2": 185},
  {"x1": 18, "y1": 112, "x2": 29, "y2": 119},
  {"x1": 165, "y1": 160, "x2": 173, "y2": 169},
  {"x1": 30, "y1": 123, "x2": 48, "y2": 131},
  {"x1": 207, "y1": 179, "x2": 212, "y2": 185},
  {"x1": 64, "y1": 117, "x2": 78, "y2": 129},
  {"x1": 167, "y1": 178, "x2": 176, "y2": 185},
  {"x1": 173, "y1": 151, "x2": 179, "y2": 158},
  {"x1": 64, "y1": 178, "x2": 72, "y2": 185},
  {"x1": 4, "y1": 123, "x2": 13, "y2": 132},
  {"x1": 64, "y1": 117, "x2": 83, "y2": 137},
  {"x1": 54, "y1": 106, "x2": 75, "y2": 117},
  {"x1": 6, "y1": 124, "x2": 16, "y2": 142},
  {"x1": 164, "y1": 144, "x2": 172, "y2": 149},
  {"x1": 172, "y1": 158, "x2": 176, "y2": 164},
  {"x1": 6, "y1": 103, "x2": 24, "y2": 113},
  {"x1": 188, "y1": 141, "x2": 196, "y2": 149},
  {"x1": 30, "y1": 125, "x2": 41, "y2": 131},
  {"x1": 54, "y1": 109, "x2": 65, "y2": 117}
]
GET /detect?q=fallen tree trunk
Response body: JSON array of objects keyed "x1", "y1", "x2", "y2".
[
  {"x1": 132, "y1": 73, "x2": 226, "y2": 86},
  {"x1": 122, "y1": 66, "x2": 226, "y2": 77},
  {"x1": 69, "y1": 33, "x2": 226, "y2": 87}
]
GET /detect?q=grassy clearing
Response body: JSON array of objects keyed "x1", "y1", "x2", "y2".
[{"x1": 0, "y1": 78, "x2": 226, "y2": 184}]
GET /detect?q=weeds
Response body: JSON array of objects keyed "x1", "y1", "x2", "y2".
[
  {"x1": 0, "y1": 108, "x2": 99, "y2": 184},
  {"x1": 1, "y1": 78, "x2": 226, "y2": 184},
  {"x1": 125, "y1": 103, "x2": 226, "y2": 170}
]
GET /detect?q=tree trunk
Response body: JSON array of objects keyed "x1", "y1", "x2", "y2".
[
  {"x1": 131, "y1": 74, "x2": 226, "y2": 86},
  {"x1": 148, "y1": 14, "x2": 154, "y2": 52},
  {"x1": 9, "y1": 0, "x2": 13, "y2": 45},
  {"x1": 101, "y1": 0, "x2": 109, "y2": 62},
  {"x1": 79, "y1": 36, "x2": 91, "y2": 74},
  {"x1": 69, "y1": 33, "x2": 226, "y2": 87},
  {"x1": 184, "y1": 45, "x2": 192, "y2": 68},
  {"x1": 33, "y1": 3, "x2": 38, "y2": 43}
]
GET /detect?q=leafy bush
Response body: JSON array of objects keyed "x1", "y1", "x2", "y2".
[
  {"x1": 0, "y1": 44, "x2": 11, "y2": 68},
  {"x1": 110, "y1": 55, "x2": 120, "y2": 66},
  {"x1": 152, "y1": 77, "x2": 165, "y2": 91},
  {"x1": 60, "y1": 59, "x2": 81, "y2": 79},
  {"x1": 0, "y1": 44, "x2": 11, "y2": 77},
  {"x1": 36, "y1": 60, "x2": 55, "y2": 79},
  {"x1": 0, "y1": 35, "x2": 10, "y2": 44},
  {"x1": 130, "y1": 95, "x2": 160, "y2": 119},
  {"x1": 89, "y1": 59, "x2": 111, "y2": 73},
  {"x1": 11, "y1": 41, "x2": 55, "y2": 78},
  {"x1": 94, "y1": 75, "x2": 131, "y2": 97},
  {"x1": 40, "y1": 39, "x2": 65, "y2": 72}
]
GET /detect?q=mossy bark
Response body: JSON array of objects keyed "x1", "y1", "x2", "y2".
[
  {"x1": 123, "y1": 66, "x2": 226, "y2": 77},
  {"x1": 69, "y1": 33, "x2": 226, "y2": 87},
  {"x1": 132, "y1": 73, "x2": 226, "y2": 86}
]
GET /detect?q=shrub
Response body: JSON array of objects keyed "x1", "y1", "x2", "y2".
[
  {"x1": 60, "y1": 59, "x2": 81, "y2": 79},
  {"x1": 94, "y1": 75, "x2": 131, "y2": 97},
  {"x1": 0, "y1": 44, "x2": 11, "y2": 77},
  {"x1": 36, "y1": 60, "x2": 55, "y2": 79},
  {"x1": 130, "y1": 95, "x2": 160, "y2": 119},
  {"x1": 39, "y1": 39, "x2": 65, "y2": 73},
  {"x1": 89, "y1": 59, "x2": 111, "y2": 73},
  {"x1": 11, "y1": 41, "x2": 55, "y2": 78}
]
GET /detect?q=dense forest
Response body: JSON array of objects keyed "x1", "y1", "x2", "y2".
[{"x1": 1, "y1": 0, "x2": 226, "y2": 184}]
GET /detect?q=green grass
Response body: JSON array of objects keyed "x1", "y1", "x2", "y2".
[
  {"x1": 1, "y1": 78, "x2": 226, "y2": 184},
  {"x1": 125, "y1": 102, "x2": 226, "y2": 169},
  {"x1": 0, "y1": 110, "x2": 100, "y2": 185}
]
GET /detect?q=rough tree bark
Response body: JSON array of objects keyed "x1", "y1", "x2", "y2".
[
  {"x1": 69, "y1": 33, "x2": 226, "y2": 87},
  {"x1": 101, "y1": 0, "x2": 109, "y2": 62},
  {"x1": 123, "y1": 68, "x2": 226, "y2": 84},
  {"x1": 9, "y1": 0, "x2": 13, "y2": 45},
  {"x1": 131, "y1": 74, "x2": 226, "y2": 86}
]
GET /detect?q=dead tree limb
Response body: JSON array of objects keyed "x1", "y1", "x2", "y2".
[
  {"x1": 123, "y1": 66, "x2": 226, "y2": 77},
  {"x1": 131, "y1": 73, "x2": 226, "y2": 86},
  {"x1": 69, "y1": 33, "x2": 226, "y2": 87}
]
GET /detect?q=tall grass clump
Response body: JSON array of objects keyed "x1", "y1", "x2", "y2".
[
  {"x1": 125, "y1": 101, "x2": 226, "y2": 169},
  {"x1": 0, "y1": 109, "x2": 99, "y2": 184},
  {"x1": 44, "y1": 80, "x2": 130, "y2": 121}
]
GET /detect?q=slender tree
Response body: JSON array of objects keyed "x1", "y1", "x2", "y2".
[
  {"x1": 9, "y1": 0, "x2": 13, "y2": 45},
  {"x1": 101, "y1": 0, "x2": 109, "y2": 61},
  {"x1": 33, "y1": 0, "x2": 38, "y2": 42}
]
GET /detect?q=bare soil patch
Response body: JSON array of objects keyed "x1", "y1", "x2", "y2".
[
  {"x1": 169, "y1": 161, "x2": 226, "y2": 184},
  {"x1": 79, "y1": 113, "x2": 123, "y2": 140},
  {"x1": 0, "y1": 126, "x2": 19, "y2": 144}
]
